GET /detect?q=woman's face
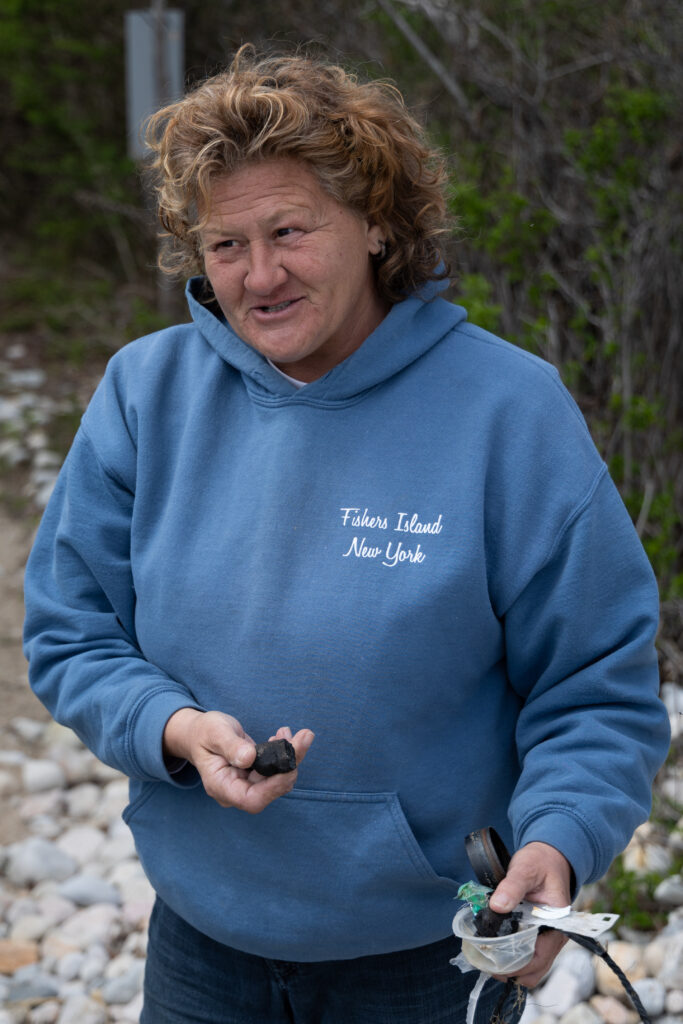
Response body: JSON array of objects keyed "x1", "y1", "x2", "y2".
[{"x1": 200, "y1": 159, "x2": 389, "y2": 382}]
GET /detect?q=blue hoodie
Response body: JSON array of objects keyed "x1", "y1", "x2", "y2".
[{"x1": 23, "y1": 278, "x2": 670, "y2": 961}]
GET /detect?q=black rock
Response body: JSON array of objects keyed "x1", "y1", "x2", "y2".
[
  {"x1": 473, "y1": 907, "x2": 522, "y2": 937},
  {"x1": 250, "y1": 739, "x2": 297, "y2": 777}
]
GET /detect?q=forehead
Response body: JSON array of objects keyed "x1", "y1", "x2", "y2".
[{"x1": 201, "y1": 158, "x2": 332, "y2": 225}]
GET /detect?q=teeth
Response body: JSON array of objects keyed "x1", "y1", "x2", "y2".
[{"x1": 261, "y1": 300, "x2": 292, "y2": 313}]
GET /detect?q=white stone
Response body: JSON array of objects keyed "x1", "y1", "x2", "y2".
[
  {"x1": 19, "y1": 789, "x2": 65, "y2": 820},
  {"x1": 33, "y1": 450, "x2": 62, "y2": 469},
  {"x1": 63, "y1": 784, "x2": 100, "y2": 819},
  {"x1": 0, "y1": 749, "x2": 25, "y2": 766},
  {"x1": 6, "y1": 837, "x2": 78, "y2": 886},
  {"x1": 655, "y1": 874, "x2": 683, "y2": 907},
  {"x1": 0, "y1": 437, "x2": 28, "y2": 466},
  {"x1": 662, "y1": 907, "x2": 683, "y2": 935},
  {"x1": 661, "y1": 774, "x2": 683, "y2": 806},
  {"x1": 0, "y1": 768, "x2": 20, "y2": 796},
  {"x1": 520, "y1": 1011, "x2": 558, "y2": 1024},
  {"x1": 5, "y1": 896, "x2": 38, "y2": 924},
  {"x1": 10, "y1": 717, "x2": 46, "y2": 743},
  {"x1": 632, "y1": 977, "x2": 666, "y2": 1017},
  {"x1": 100, "y1": 959, "x2": 145, "y2": 1004},
  {"x1": 643, "y1": 936, "x2": 668, "y2": 976},
  {"x1": 659, "y1": 930, "x2": 683, "y2": 989},
  {"x1": 22, "y1": 759, "x2": 67, "y2": 793},
  {"x1": 555, "y1": 945, "x2": 595, "y2": 1002},
  {"x1": 38, "y1": 894, "x2": 77, "y2": 928},
  {"x1": 121, "y1": 929, "x2": 147, "y2": 957},
  {"x1": 53, "y1": 904, "x2": 121, "y2": 951},
  {"x1": 92, "y1": 778, "x2": 129, "y2": 825},
  {"x1": 665, "y1": 989, "x2": 683, "y2": 1014},
  {"x1": 595, "y1": 942, "x2": 646, "y2": 997},
  {"x1": 55, "y1": 951, "x2": 86, "y2": 981},
  {"x1": 7, "y1": 969, "x2": 60, "y2": 1002},
  {"x1": 59, "y1": 751, "x2": 100, "y2": 787},
  {"x1": 79, "y1": 944, "x2": 110, "y2": 984},
  {"x1": 28, "y1": 1003, "x2": 60, "y2": 1024},
  {"x1": 7, "y1": 368, "x2": 47, "y2": 389},
  {"x1": 56, "y1": 825, "x2": 105, "y2": 865},
  {"x1": 622, "y1": 840, "x2": 673, "y2": 876},
  {"x1": 43, "y1": 722, "x2": 84, "y2": 750},
  {"x1": 10, "y1": 913, "x2": 53, "y2": 942},
  {"x1": 56, "y1": 994, "x2": 107, "y2": 1024},
  {"x1": 58, "y1": 874, "x2": 120, "y2": 907},
  {"x1": 40, "y1": 931, "x2": 81, "y2": 961},
  {"x1": 29, "y1": 814, "x2": 63, "y2": 839},
  {"x1": 558, "y1": 1004, "x2": 602, "y2": 1024},
  {"x1": 98, "y1": 831, "x2": 136, "y2": 867},
  {"x1": 589, "y1": 994, "x2": 638, "y2": 1024},
  {"x1": 528, "y1": 967, "x2": 583, "y2": 1018},
  {"x1": 110, "y1": 991, "x2": 143, "y2": 1022}
]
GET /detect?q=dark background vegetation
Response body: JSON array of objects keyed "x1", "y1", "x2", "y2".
[{"x1": 1, "y1": 0, "x2": 682, "y2": 595}]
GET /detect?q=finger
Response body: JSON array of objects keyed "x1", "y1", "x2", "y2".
[
  {"x1": 495, "y1": 930, "x2": 567, "y2": 990},
  {"x1": 290, "y1": 728, "x2": 315, "y2": 763}
]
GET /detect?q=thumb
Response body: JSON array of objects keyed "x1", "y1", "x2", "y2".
[
  {"x1": 488, "y1": 845, "x2": 545, "y2": 914},
  {"x1": 488, "y1": 873, "x2": 527, "y2": 914}
]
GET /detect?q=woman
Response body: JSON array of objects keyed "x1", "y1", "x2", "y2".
[{"x1": 24, "y1": 47, "x2": 669, "y2": 1023}]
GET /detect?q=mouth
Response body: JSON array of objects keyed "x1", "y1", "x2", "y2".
[{"x1": 254, "y1": 298, "x2": 301, "y2": 314}]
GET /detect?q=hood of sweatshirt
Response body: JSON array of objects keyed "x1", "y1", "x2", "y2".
[{"x1": 186, "y1": 275, "x2": 467, "y2": 404}]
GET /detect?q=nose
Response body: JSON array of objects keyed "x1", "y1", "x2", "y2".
[{"x1": 244, "y1": 243, "x2": 287, "y2": 295}]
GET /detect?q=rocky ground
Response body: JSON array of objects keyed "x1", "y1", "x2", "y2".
[{"x1": 0, "y1": 343, "x2": 681, "y2": 1023}]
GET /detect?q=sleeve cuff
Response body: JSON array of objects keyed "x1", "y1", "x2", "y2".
[{"x1": 127, "y1": 687, "x2": 204, "y2": 786}]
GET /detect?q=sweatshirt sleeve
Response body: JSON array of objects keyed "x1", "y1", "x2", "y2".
[
  {"x1": 502, "y1": 466, "x2": 670, "y2": 887},
  {"x1": 23, "y1": 414, "x2": 203, "y2": 787}
]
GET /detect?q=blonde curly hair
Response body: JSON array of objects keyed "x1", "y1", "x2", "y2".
[{"x1": 145, "y1": 46, "x2": 451, "y2": 303}]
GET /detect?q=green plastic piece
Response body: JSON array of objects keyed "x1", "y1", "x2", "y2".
[{"x1": 457, "y1": 881, "x2": 493, "y2": 914}]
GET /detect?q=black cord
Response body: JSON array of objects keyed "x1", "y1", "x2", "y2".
[
  {"x1": 486, "y1": 930, "x2": 651, "y2": 1024},
  {"x1": 562, "y1": 932, "x2": 652, "y2": 1024}
]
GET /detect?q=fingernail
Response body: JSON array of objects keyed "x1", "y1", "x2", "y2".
[
  {"x1": 493, "y1": 894, "x2": 514, "y2": 912},
  {"x1": 236, "y1": 745, "x2": 254, "y2": 767}
]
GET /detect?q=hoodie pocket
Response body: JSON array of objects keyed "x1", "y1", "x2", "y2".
[{"x1": 124, "y1": 784, "x2": 460, "y2": 961}]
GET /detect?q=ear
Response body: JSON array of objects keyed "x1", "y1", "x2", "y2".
[{"x1": 367, "y1": 223, "x2": 385, "y2": 255}]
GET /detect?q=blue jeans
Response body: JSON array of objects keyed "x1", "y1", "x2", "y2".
[{"x1": 141, "y1": 898, "x2": 525, "y2": 1023}]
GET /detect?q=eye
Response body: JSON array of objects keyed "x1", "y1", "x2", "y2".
[
  {"x1": 275, "y1": 226, "x2": 304, "y2": 240},
  {"x1": 216, "y1": 239, "x2": 239, "y2": 249}
]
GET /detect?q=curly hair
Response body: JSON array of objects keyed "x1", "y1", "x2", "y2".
[{"x1": 144, "y1": 46, "x2": 451, "y2": 303}]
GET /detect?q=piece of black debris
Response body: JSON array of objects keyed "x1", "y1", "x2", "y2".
[
  {"x1": 250, "y1": 739, "x2": 297, "y2": 777},
  {"x1": 473, "y1": 907, "x2": 522, "y2": 937}
]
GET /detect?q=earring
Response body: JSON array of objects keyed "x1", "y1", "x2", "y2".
[{"x1": 376, "y1": 241, "x2": 387, "y2": 260}]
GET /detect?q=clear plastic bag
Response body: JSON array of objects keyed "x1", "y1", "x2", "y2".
[{"x1": 451, "y1": 905, "x2": 538, "y2": 974}]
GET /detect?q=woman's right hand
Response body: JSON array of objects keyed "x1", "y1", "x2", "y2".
[{"x1": 162, "y1": 709, "x2": 314, "y2": 813}]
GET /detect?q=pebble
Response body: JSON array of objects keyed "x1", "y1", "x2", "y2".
[
  {"x1": 632, "y1": 977, "x2": 666, "y2": 1017},
  {"x1": 654, "y1": 874, "x2": 683, "y2": 906},
  {"x1": 594, "y1": 941, "x2": 647, "y2": 997},
  {"x1": 665, "y1": 988, "x2": 683, "y2": 1013},
  {"x1": 589, "y1": 994, "x2": 638, "y2": 1024},
  {"x1": 659, "y1": 930, "x2": 683, "y2": 989},
  {"x1": 57, "y1": 875, "x2": 121, "y2": 908},
  {"x1": 22, "y1": 759, "x2": 67, "y2": 794},
  {"x1": 559, "y1": 1004, "x2": 602, "y2": 1024},
  {"x1": 5, "y1": 838, "x2": 78, "y2": 887}
]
